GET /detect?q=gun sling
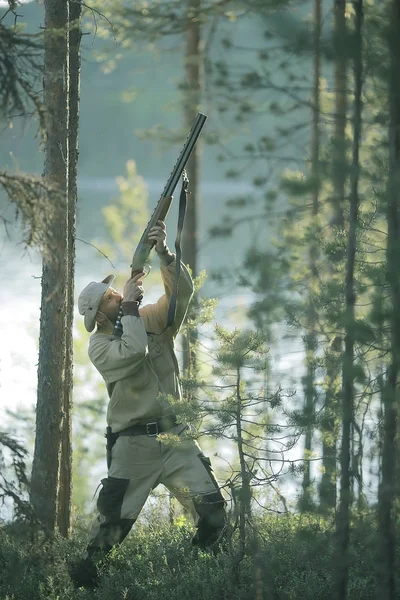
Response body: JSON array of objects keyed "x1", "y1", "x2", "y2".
[{"x1": 165, "y1": 175, "x2": 189, "y2": 329}]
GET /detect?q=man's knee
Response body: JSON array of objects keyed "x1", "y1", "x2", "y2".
[
  {"x1": 192, "y1": 491, "x2": 226, "y2": 548},
  {"x1": 97, "y1": 476, "x2": 130, "y2": 520}
]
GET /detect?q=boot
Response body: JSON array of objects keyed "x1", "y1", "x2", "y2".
[{"x1": 69, "y1": 556, "x2": 99, "y2": 589}]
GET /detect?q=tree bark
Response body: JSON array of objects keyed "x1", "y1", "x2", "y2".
[
  {"x1": 376, "y1": 0, "x2": 400, "y2": 597},
  {"x1": 30, "y1": 0, "x2": 69, "y2": 533},
  {"x1": 57, "y1": 0, "x2": 82, "y2": 538},
  {"x1": 334, "y1": 2, "x2": 363, "y2": 599},
  {"x1": 300, "y1": 0, "x2": 321, "y2": 512}
]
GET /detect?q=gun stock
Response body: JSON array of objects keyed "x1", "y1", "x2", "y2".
[{"x1": 130, "y1": 195, "x2": 173, "y2": 276}]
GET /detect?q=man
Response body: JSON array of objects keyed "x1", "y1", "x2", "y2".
[{"x1": 72, "y1": 220, "x2": 226, "y2": 589}]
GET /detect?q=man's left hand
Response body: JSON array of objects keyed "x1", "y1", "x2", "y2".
[{"x1": 148, "y1": 220, "x2": 167, "y2": 253}]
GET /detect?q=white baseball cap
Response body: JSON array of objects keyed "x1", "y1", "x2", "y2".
[{"x1": 78, "y1": 274, "x2": 116, "y2": 332}]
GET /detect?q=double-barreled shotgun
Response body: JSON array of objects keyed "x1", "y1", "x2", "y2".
[{"x1": 112, "y1": 112, "x2": 207, "y2": 337}]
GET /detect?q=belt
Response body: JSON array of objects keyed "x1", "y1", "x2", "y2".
[{"x1": 116, "y1": 415, "x2": 178, "y2": 438}]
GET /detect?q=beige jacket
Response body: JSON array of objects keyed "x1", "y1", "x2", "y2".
[{"x1": 88, "y1": 255, "x2": 194, "y2": 433}]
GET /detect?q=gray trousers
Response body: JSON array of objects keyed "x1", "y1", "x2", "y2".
[{"x1": 86, "y1": 425, "x2": 226, "y2": 556}]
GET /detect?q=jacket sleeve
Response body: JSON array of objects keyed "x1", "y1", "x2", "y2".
[
  {"x1": 140, "y1": 253, "x2": 194, "y2": 337},
  {"x1": 88, "y1": 315, "x2": 149, "y2": 385}
]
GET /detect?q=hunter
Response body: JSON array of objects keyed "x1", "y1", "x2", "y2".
[{"x1": 71, "y1": 220, "x2": 226, "y2": 589}]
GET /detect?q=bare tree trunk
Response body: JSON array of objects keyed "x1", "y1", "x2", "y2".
[
  {"x1": 334, "y1": 1, "x2": 363, "y2": 598},
  {"x1": 31, "y1": 0, "x2": 69, "y2": 533},
  {"x1": 182, "y1": 0, "x2": 202, "y2": 278},
  {"x1": 300, "y1": 0, "x2": 321, "y2": 512},
  {"x1": 235, "y1": 366, "x2": 251, "y2": 562},
  {"x1": 182, "y1": 0, "x2": 203, "y2": 374},
  {"x1": 319, "y1": 0, "x2": 348, "y2": 513},
  {"x1": 57, "y1": 0, "x2": 82, "y2": 538},
  {"x1": 376, "y1": 1, "x2": 400, "y2": 597}
]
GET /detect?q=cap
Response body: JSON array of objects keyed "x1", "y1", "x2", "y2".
[{"x1": 78, "y1": 274, "x2": 116, "y2": 332}]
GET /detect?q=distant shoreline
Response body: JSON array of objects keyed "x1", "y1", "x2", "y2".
[{"x1": 77, "y1": 177, "x2": 258, "y2": 194}]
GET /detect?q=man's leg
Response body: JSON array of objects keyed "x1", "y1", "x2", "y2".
[
  {"x1": 160, "y1": 428, "x2": 226, "y2": 550},
  {"x1": 71, "y1": 435, "x2": 162, "y2": 588},
  {"x1": 85, "y1": 476, "x2": 138, "y2": 557}
]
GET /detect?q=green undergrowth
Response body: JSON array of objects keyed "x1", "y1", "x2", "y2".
[{"x1": 0, "y1": 511, "x2": 397, "y2": 600}]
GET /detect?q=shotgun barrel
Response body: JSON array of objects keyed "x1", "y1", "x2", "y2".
[{"x1": 130, "y1": 112, "x2": 207, "y2": 275}]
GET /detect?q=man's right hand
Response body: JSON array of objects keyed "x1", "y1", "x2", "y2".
[{"x1": 123, "y1": 271, "x2": 145, "y2": 302}]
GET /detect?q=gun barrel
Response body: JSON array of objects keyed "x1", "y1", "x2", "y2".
[{"x1": 161, "y1": 113, "x2": 207, "y2": 199}]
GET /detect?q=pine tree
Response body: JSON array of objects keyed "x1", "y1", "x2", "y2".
[
  {"x1": 30, "y1": 0, "x2": 70, "y2": 533},
  {"x1": 299, "y1": 0, "x2": 322, "y2": 512},
  {"x1": 376, "y1": 1, "x2": 400, "y2": 597},
  {"x1": 334, "y1": 1, "x2": 364, "y2": 597},
  {"x1": 58, "y1": 0, "x2": 83, "y2": 538}
]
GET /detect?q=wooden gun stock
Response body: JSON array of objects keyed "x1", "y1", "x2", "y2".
[{"x1": 130, "y1": 195, "x2": 173, "y2": 277}]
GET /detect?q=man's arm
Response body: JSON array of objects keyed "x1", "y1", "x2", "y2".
[
  {"x1": 140, "y1": 221, "x2": 194, "y2": 336},
  {"x1": 89, "y1": 303, "x2": 149, "y2": 385},
  {"x1": 140, "y1": 249, "x2": 194, "y2": 337}
]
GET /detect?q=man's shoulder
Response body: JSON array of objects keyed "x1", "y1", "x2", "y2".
[
  {"x1": 88, "y1": 331, "x2": 112, "y2": 355},
  {"x1": 89, "y1": 330, "x2": 111, "y2": 342}
]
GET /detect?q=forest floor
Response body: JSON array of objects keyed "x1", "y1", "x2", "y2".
[{"x1": 0, "y1": 510, "x2": 392, "y2": 599}]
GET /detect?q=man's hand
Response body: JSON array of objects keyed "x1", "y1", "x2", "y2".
[
  {"x1": 148, "y1": 220, "x2": 167, "y2": 253},
  {"x1": 123, "y1": 271, "x2": 145, "y2": 302}
]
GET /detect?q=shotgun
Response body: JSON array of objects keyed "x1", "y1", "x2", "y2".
[{"x1": 112, "y1": 112, "x2": 207, "y2": 337}]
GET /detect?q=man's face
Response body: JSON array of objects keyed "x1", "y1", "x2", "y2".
[{"x1": 97, "y1": 287, "x2": 122, "y2": 323}]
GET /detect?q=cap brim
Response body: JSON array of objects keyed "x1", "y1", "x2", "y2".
[
  {"x1": 102, "y1": 274, "x2": 116, "y2": 286},
  {"x1": 84, "y1": 310, "x2": 97, "y2": 333}
]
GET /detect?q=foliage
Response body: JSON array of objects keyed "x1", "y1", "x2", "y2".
[
  {"x1": 0, "y1": 511, "x2": 397, "y2": 599},
  {"x1": 0, "y1": 170, "x2": 60, "y2": 254},
  {"x1": 100, "y1": 159, "x2": 150, "y2": 265},
  {"x1": 0, "y1": 431, "x2": 36, "y2": 524},
  {"x1": 176, "y1": 322, "x2": 299, "y2": 530},
  {"x1": 0, "y1": 16, "x2": 44, "y2": 127},
  {"x1": 201, "y1": 0, "x2": 396, "y2": 521},
  {"x1": 0, "y1": 8, "x2": 63, "y2": 256}
]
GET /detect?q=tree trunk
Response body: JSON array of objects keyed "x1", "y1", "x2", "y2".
[
  {"x1": 300, "y1": 0, "x2": 321, "y2": 512},
  {"x1": 376, "y1": 1, "x2": 400, "y2": 597},
  {"x1": 57, "y1": 0, "x2": 82, "y2": 538},
  {"x1": 182, "y1": 0, "x2": 203, "y2": 374},
  {"x1": 235, "y1": 366, "x2": 251, "y2": 562},
  {"x1": 30, "y1": 0, "x2": 69, "y2": 533},
  {"x1": 334, "y1": 2, "x2": 363, "y2": 598},
  {"x1": 319, "y1": 0, "x2": 348, "y2": 513},
  {"x1": 182, "y1": 0, "x2": 202, "y2": 278}
]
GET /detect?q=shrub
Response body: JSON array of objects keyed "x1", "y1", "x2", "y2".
[{"x1": 0, "y1": 511, "x2": 398, "y2": 600}]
